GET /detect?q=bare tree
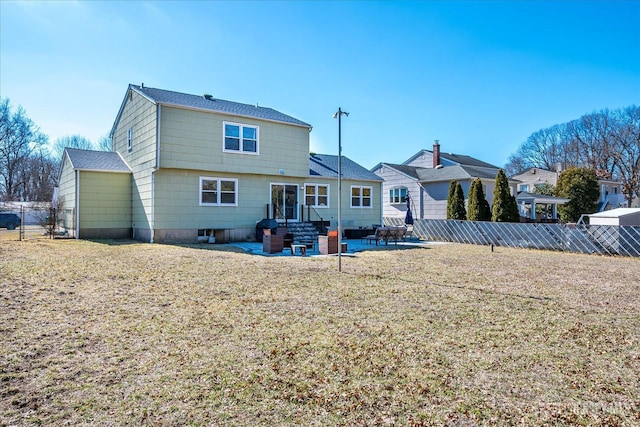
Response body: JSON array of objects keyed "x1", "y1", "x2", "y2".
[
  {"x1": 568, "y1": 110, "x2": 616, "y2": 176},
  {"x1": 506, "y1": 106, "x2": 639, "y2": 207},
  {"x1": 0, "y1": 98, "x2": 47, "y2": 201},
  {"x1": 51, "y1": 134, "x2": 94, "y2": 160},
  {"x1": 97, "y1": 134, "x2": 112, "y2": 151},
  {"x1": 19, "y1": 149, "x2": 58, "y2": 201},
  {"x1": 611, "y1": 106, "x2": 640, "y2": 206}
]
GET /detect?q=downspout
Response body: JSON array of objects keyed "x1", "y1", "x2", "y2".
[
  {"x1": 150, "y1": 172, "x2": 155, "y2": 243},
  {"x1": 75, "y1": 170, "x2": 80, "y2": 239},
  {"x1": 150, "y1": 104, "x2": 161, "y2": 243}
]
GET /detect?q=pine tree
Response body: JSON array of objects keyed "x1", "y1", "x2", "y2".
[
  {"x1": 452, "y1": 181, "x2": 467, "y2": 220},
  {"x1": 467, "y1": 178, "x2": 491, "y2": 221},
  {"x1": 446, "y1": 180, "x2": 458, "y2": 219},
  {"x1": 492, "y1": 169, "x2": 519, "y2": 222}
]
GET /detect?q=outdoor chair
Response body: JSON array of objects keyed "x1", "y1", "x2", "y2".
[{"x1": 363, "y1": 227, "x2": 389, "y2": 245}]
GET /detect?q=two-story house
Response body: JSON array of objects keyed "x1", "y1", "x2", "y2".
[
  {"x1": 372, "y1": 141, "x2": 518, "y2": 220},
  {"x1": 57, "y1": 84, "x2": 382, "y2": 242},
  {"x1": 510, "y1": 166, "x2": 627, "y2": 211}
]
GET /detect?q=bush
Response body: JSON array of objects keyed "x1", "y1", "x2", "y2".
[{"x1": 555, "y1": 167, "x2": 599, "y2": 222}]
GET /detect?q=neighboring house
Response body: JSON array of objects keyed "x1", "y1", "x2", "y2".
[
  {"x1": 372, "y1": 141, "x2": 518, "y2": 220},
  {"x1": 57, "y1": 84, "x2": 381, "y2": 243},
  {"x1": 511, "y1": 167, "x2": 627, "y2": 211}
]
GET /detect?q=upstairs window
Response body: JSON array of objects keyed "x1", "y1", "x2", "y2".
[
  {"x1": 389, "y1": 187, "x2": 407, "y2": 204},
  {"x1": 351, "y1": 186, "x2": 372, "y2": 208},
  {"x1": 520, "y1": 184, "x2": 529, "y2": 192},
  {"x1": 224, "y1": 122, "x2": 259, "y2": 154},
  {"x1": 200, "y1": 177, "x2": 238, "y2": 206},
  {"x1": 127, "y1": 128, "x2": 132, "y2": 152},
  {"x1": 305, "y1": 184, "x2": 329, "y2": 207}
]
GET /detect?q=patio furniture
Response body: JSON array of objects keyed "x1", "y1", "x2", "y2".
[
  {"x1": 318, "y1": 229, "x2": 339, "y2": 254},
  {"x1": 275, "y1": 227, "x2": 294, "y2": 249},
  {"x1": 291, "y1": 244, "x2": 307, "y2": 256},
  {"x1": 363, "y1": 227, "x2": 388, "y2": 245},
  {"x1": 262, "y1": 229, "x2": 283, "y2": 253},
  {"x1": 387, "y1": 226, "x2": 407, "y2": 244}
]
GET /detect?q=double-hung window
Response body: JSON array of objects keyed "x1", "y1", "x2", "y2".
[
  {"x1": 305, "y1": 184, "x2": 329, "y2": 207},
  {"x1": 389, "y1": 187, "x2": 407, "y2": 204},
  {"x1": 223, "y1": 122, "x2": 259, "y2": 154},
  {"x1": 200, "y1": 177, "x2": 238, "y2": 206},
  {"x1": 351, "y1": 185, "x2": 372, "y2": 208}
]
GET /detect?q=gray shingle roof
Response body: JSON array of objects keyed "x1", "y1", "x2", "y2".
[
  {"x1": 134, "y1": 85, "x2": 311, "y2": 128},
  {"x1": 375, "y1": 163, "x2": 421, "y2": 180},
  {"x1": 402, "y1": 149, "x2": 499, "y2": 168},
  {"x1": 310, "y1": 154, "x2": 383, "y2": 181},
  {"x1": 65, "y1": 148, "x2": 131, "y2": 172},
  {"x1": 416, "y1": 165, "x2": 502, "y2": 182}
]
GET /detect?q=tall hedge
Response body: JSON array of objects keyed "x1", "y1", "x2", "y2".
[
  {"x1": 492, "y1": 169, "x2": 520, "y2": 222},
  {"x1": 468, "y1": 178, "x2": 491, "y2": 221},
  {"x1": 451, "y1": 181, "x2": 467, "y2": 220},
  {"x1": 446, "y1": 180, "x2": 458, "y2": 219}
]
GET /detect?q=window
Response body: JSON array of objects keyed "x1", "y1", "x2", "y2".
[
  {"x1": 127, "y1": 128, "x2": 132, "y2": 152},
  {"x1": 520, "y1": 184, "x2": 529, "y2": 192},
  {"x1": 199, "y1": 177, "x2": 238, "y2": 206},
  {"x1": 223, "y1": 122, "x2": 258, "y2": 154},
  {"x1": 305, "y1": 184, "x2": 329, "y2": 207},
  {"x1": 389, "y1": 187, "x2": 407, "y2": 204},
  {"x1": 351, "y1": 185, "x2": 372, "y2": 208}
]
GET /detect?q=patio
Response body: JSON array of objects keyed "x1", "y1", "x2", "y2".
[{"x1": 227, "y1": 237, "x2": 436, "y2": 257}]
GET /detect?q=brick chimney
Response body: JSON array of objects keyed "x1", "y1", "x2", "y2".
[{"x1": 433, "y1": 140, "x2": 441, "y2": 168}]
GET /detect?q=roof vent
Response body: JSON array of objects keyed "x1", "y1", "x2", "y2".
[{"x1": 203, "y1": 94, "x2": 213, "y2": 100}]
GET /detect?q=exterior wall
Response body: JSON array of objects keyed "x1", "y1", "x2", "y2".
[
  {"x1": 78, "y1": 171, "x2": 131, "y2": 238},
  {"x1": 112, "y1": 89, "x2": 158, "y2": 240},
  {"x1": 512, "y1": 168, "x2": 558, "y2": 191},
  {"x1": 373, "y1": 164, "x2": 422, "y2": 219},
  {"x1": 57, "y1": 155, "x2": 77, "y2": 231},
  {"x1": 405, "y1": 151, "x2": 434, "y2": 168},
  {"x1": 159, "y1": 106, "x2": 310, "y2": 177},
  {"x1": 150, "y1": 169, "x2": 381, "y2": 243}
]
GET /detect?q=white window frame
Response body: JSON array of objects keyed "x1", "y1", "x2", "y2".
[
  {"x1": 304, "y1": 184, "x2": 330, "y2": 208},
  {"x1": 351, "y1": 185, "x2": 372, "y2": 208},
  {"x1": 223, "y1": 121, "x2": 259, "y2": 154},
  {"x1": 389, "y1": 187, "x2": 407, "y2": 204},
  {"x1": 127, "y1": 128, "x2": 132, "y2": 152},
  {"x1": 199, "y1": 177, "x2": 238, "y2": 206}
]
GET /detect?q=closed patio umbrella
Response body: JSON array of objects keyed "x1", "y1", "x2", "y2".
[{"x1": 405, "y1": 194, "x2": 414, "y2": 225}]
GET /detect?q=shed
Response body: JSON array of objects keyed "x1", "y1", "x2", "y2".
[
  {"x1": 56, "y1": 148, "x2": 133, "y2": 239},
  {"x1": 588, "y1": 208, "x2": 640, "y2": 226}
]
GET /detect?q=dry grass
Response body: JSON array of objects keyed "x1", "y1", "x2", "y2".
[{"x1": 1, "y1": 239, "x2": 639, "y2": 426}]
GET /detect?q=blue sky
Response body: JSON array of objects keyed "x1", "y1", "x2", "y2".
[{"x1": 1, "y1": 0, "x2": 639, "y2": 169}]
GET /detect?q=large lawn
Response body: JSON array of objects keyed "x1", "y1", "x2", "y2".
[{"x1": 1, "y1": 239, "x2": 638, "y2": 426}]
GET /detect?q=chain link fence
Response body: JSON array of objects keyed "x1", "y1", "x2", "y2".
[
  {"x1": 0, "y1": 204, "x2": 74, "y2": 241},
  {"x1": 385, "y1": 217, "x2": 640, "y2": 257}
]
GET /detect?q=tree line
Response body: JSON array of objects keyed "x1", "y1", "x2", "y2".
[
  {"x1": 0, "y1": 97, "x2": 110, "y2": 202},
  {"x1": 505, "y1": 105, "x2": 640, "y2": 206}
]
